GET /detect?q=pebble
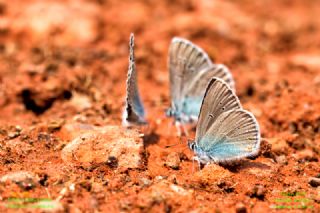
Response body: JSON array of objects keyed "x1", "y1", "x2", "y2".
[
  {"x1": 7, "y1": 131, "x2": 20, "y2": 139},
  {"x1": 139, "y1": 177, "x2": 151, "y2": 187},
  {"x1": 192, "y1": 164, "x2": 233, "y2": 190},
  {"x1": 61, "y1": 125, "x2": 144, "y2": 171},
  {"x1": 247, "y1": 184, "x2": 266, "y2": 200},
  {"x1": 136, "y1": 180, "x2": 193, "y2": 209},
  {"x1": 294, "y1": 149, "x2": 317, "y2": 162},
  {"x1": 60, "y1": 122, "x2": 96, "y2": 140},
  {"x1": 259, "y1": 139, "x2": 272, "y2": 158},
  {"x1": 69, "y1": 92, "x2": 92, "y2": 111},
  {"x1": 47, "y1": 119, "x2": 65, "y2": 132},
  {"x1": 165, "y1": 152, "x2": 180, "y2": 170},
  {"x1": 308, "y1": 177, "x2": 320, "y2": 187},
  {"x1": 290, "y1": 54, "x2": 320, "y2": 70},
  {"x1": 268, "y1": 138, "x2": 289, "y2": 155},
  {"x1": 235, "y1": 202, "x2": 247, "y2": 213},
  {"x1": 275, "y1": 155, "x2": 288, "y2": 165},
  {"x1": 0, "y1": 171, "x2": 38, "y2": 190},
  {"x1": 7, "y1": 126, "x2": 22, "y2": 139}
]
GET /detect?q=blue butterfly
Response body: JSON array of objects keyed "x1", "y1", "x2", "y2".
[
  {"x1": 166, "y1": 37, "x2": 234, "y2": 134},
  {"x1": 122, "y1": 33, "x2": 147, "y2": 126},
  {"x1": 188, "y1": 77, "x2": 260, "y2": 165}
]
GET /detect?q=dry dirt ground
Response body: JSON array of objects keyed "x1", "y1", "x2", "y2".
[{"x1": 0, "y1": 0, "x2": 320, "y2": 212}]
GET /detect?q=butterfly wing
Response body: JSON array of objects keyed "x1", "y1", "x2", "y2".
[
  {"x1": 195, "y1": 77, "x2": 241, "y2": 141},
  {"x1": 181, "y1": 64, "x2": 235, "y2": 118},
  {"x1": 122, "y1": 33, "x2": 146, "y2": 126},
  {"x1": 168, "y1": 37, "x2": 212, "y2": 113},
  {"x1": 197, "y1": 109, "x2": 260, "y2": 163}
]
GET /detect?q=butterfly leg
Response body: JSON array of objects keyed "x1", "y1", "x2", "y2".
[
  {"x1": 167, "y1": 120, "x2": 173, "y2": 134},
  {"x1": 191, "y1": 156, "x2": 201, "y2": 171},
  {"x1": 175, "y1": 121, "x2": 189, "y2": 137},
  {"x1": 175, "y1": 121, "x2": 182, "y2": 137},
  {"x1": 192, "y1": 157, "x2": 195, "y2": 173},
  {"x1": 181, "y1": 124, "x2": 189, "y2": 137}
]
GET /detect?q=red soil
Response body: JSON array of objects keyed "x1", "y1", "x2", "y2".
[{"x1": 0, "y1": 0, "x2": 319, "y2": 212}]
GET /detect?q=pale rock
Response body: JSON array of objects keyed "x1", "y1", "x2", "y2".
[
  {"x1": 0, "y1": 171, "x2": 38, "y2": 190},
  {"x1": 294, "y1": 149, "x2": 317, "y2": 162},
  {"x1": 290, "y1": 54, "x2": 320, "y2": 70},
  {"x1": 268, "y1": 138, "x2": 289, "y2": 155},
  {"x1": 61, "y1": 126, "x2": 144, "y2": 171},
  {"x1": 235, "y1": 202, "x2": 247, "y2": 213},
  {"x1": 69, "y1": 92, "x2": 92, "y2": 111},
  {"x1": 245, "y1": 158, "x2": 275, "y2": 177},
  {"x1": 0, "y1": 171, "x2": 37, "y2": 183},
  {"x1": 136, "y1": 180, "x2": 193, "y2": 208},
  {"x1": 192, "y1": 164, "x2": 233, "y2": 190},
  {"x1": 275, "y1": 155, "x2": 288, "y2": 165},
  {"x1": 165, "y1": 152, "x2": 180, "y2": 170}
]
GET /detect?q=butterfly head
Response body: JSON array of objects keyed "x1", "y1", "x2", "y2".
[
  {"x1": 166, "y1": 108, "x2": 178, "y2": 118},
  {"x1": 187, "y1": 140, "x2": 196, "y2": 151}
]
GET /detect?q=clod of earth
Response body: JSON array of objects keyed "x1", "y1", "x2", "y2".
[{"x1": 61, "y1": 125, "x2": 144, "y2": 171}]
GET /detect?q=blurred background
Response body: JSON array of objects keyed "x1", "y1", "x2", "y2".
[{"x1": 1, "y1": 0, "x2": 320, "y2": 142}]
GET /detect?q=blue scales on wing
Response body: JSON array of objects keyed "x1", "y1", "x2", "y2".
[
  {"x1": 191, "y1": 78, "x2": 260, "y2": 164},
  {"x1": 122, "y1": 33, "x2": 147, "y2": 126}
]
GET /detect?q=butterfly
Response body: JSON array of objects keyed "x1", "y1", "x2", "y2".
[
  {"x1": 122, "y1": 33, "x2": 147, "y2": 127},
  {"x1": 188, "y1": 77, "x2": 260, "y2": 165},
  {"x1": 166, "y1": 37, "x2": 234, "y2": 134}
]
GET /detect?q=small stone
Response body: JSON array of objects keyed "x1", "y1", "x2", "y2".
[
  {"x1": 245, "y1": 158, "x2": 275, "y2": 177},
  {"x1": 269, "y1": 138, "x2": 289, "y2": 155},
  {"x1": 69, "y1": 92, "x2": 92, "y2": 111},
  {"x1": 167, "y1": 175, "x2": 178, "y2": 184},
  {"x1": 154, "y1": 176, "x2": 166, "y2": 182},
  {"x1": 136, "y1": 180, "x2": 193, "y2": 209},
  {"x1": 169, "y1": 184, "x2": 190, "y2": 196},
  {"x1": 290, "y1": 54, "x2": 320, "y2": 70},
  {"x1": 48, "y1": 119, "x2": 65, "y2": 132},
  {"x1": 275, "y1": 155, "x2": 288, "y2": 165},
  {"x1": 61, "y1": 125, "x2": 144, "y2": 171},
  {"x1": 7, "y1": 131, "x2": 20, "y2": 139},
  {"x1": 259, "y1": 139, "x2": 272, "y2": 158},
  {"x1": 192, "y1": 164, "x2": 233, "y2": 191},
  {"x1": 7, "y1": 126, "x2": 22, "y2": 139},
  {"x1": 309, "y1": 177, "x2": 320, "y2": 187},
  {"x1": 0, "y1": 171, "x2": 37, "y2": 183},
  {"x1": 106, "y1": 156, "x2": 118, "y2": 168},
  {"x1": 235, "y1": 202, "x2": 247, "y2": 213},
  {"x1": 60, "y1": 122, "x2": 96, "y2": 140},
  {"x1": 165, "y1": 152, "x2": 180, "y2": 170},
  {"x1": 139, "y1": 177, "x2": 151, "y2": 187},
  {"x1": 247, "y1": 184, "x2": 266, "y2": 200},
  {"x1": 0, "y1": 171, "x2": 38, "y2": 190},
  {"x1": 294, "y1": 149, "x2": 317, "y2": 162}
]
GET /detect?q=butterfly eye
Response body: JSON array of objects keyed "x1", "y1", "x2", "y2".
[{"x1": 222, "y1": 107, "x2": 225, "y2": 111}]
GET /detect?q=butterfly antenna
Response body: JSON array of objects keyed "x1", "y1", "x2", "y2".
[
  {"x1": 165, "y1": 143, "x2": 180, "y2": 148},
  {"x1": 165, "y1": 136, "x2": 185, "y2": 148}
]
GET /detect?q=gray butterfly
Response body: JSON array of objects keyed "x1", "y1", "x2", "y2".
[
  {"x1": 166, "y1": 37, "x2": 234, "y2": 133},
  {"x1": 188, "y1": 77, "x2": 260, "y2": 165},
  {"x1": 122, "y1": 33, "x2": 147, "y2": 126}
]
